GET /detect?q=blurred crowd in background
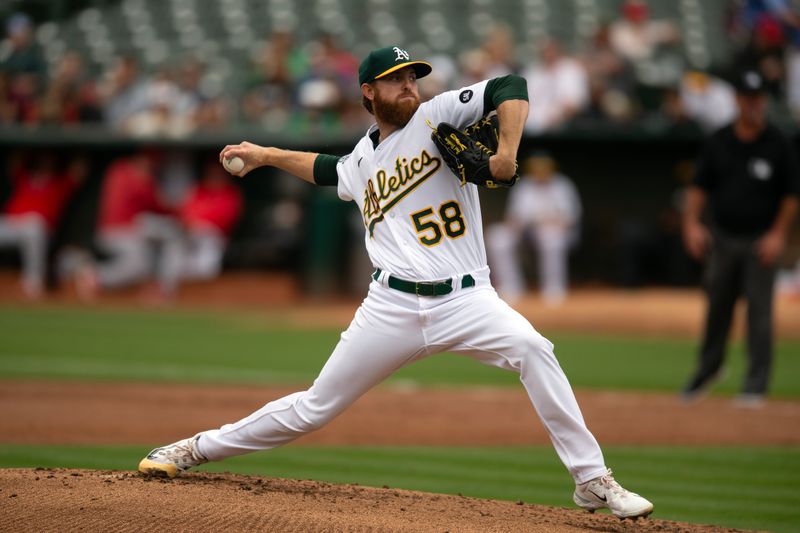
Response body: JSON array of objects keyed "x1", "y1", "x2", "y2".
[
  {"x1": 0, "y1": 0, "x2": 799, "y2": 136},
  {"x1": 0, "y1": 11, "x2": 228, "y2": 135},
  {"x1": 2, "y1": 0, "x2": 800, "y2": 302}
]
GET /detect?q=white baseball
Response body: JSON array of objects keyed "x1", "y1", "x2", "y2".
[{"x1": 224, "y1": 156, "x2": 245, "y2": 173}]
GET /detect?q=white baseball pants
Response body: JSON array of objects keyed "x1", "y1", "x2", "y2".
[
  {"x1": 197, "y1": 267, "x2": 607, "y2": 483},
  {"x1": 487, "y1": 222, "x2": 571, "y2": 304},
  {"x1": 95, "y1": 214, "x2": 176, "y2": 289},
  {"x1": 0, "y1": 213, "x2": 49, "y2": 295},
  {"x1": 157, "y1": 226, "x2": 227, "y2": 295}
]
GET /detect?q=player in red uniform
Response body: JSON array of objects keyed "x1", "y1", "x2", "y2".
[{"x1": 0, "y1": 153, "x2": 84, "y2": 297}]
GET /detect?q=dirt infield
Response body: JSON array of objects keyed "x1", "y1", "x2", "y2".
[
  {"x1": 0, "y1": 468, "x2": 746, "y2": 533},
  {"x1": 2, "y1": 381, "x2": 799, "y2": 446}
]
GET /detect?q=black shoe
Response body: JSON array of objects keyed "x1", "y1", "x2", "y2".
[{"x1": 680, "y1": 369, "x2": 725, "y2": 404}]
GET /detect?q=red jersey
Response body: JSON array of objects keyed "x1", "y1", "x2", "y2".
[
  {"x1": 98, "y1": 158, "x2": 168, "y2": 231},
  {"x1": 180, "y1": 182, "x2": 242, "y2": 236},
  {"x1": 3, "y1": 169, "x2": 78, "y2": 230}
]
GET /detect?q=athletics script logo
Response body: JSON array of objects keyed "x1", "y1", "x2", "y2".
[{"x1": 362, "y1": 149, "x2": 441, "y2": 236}]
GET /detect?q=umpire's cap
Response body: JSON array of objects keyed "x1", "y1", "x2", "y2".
[
  {"x1": 733, "y1": 70, "x2": 767, "y2": 95},
  {"x1": 359, "y1": 46, "x2": 432, "y2": 85}
]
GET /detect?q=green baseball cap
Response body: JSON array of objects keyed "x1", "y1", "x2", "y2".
[{"x1": 358, "y1": 46, "x2": 433, "y2": 85}]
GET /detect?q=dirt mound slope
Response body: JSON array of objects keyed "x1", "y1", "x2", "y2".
[{"x1": 0, "y1": 468, "x2": 744, "y2": 533}]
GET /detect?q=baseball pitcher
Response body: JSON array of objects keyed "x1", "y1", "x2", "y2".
[{"x1": 138, "y1": 45, "x2": 653, "y2": 520}]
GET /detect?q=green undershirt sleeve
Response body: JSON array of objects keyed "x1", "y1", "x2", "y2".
[
  {"x1": 313, "y1": 154, "x2": 341, "y2": 186},
  {"x1": 483, "y1": 75, "x2": 529, "y2": 115}
]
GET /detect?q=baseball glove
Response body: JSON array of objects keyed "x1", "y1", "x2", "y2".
[{"x1": 430, "y1": 115, "x2": 519, "y2": 189}]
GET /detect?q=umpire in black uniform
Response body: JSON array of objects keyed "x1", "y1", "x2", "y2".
[{"x1": 682, "y1": 70, "x2": 800, "y2": 405}]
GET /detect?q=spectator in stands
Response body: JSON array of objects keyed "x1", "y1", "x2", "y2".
[
  {"x1": 4, "y1": 69, "x2": 40, "y2": 124},
  {"x1": 0, "y1": 72, "x2": 14, "y2": 123},
  {"x1": 318, "y1": 33, "x2": 361, "y2": 127},
  {"x1": 578, "y1": 24, "x2": 639, "y2": 124},
  {"x1": 124, "y1": 66, "x2": 188, "y2": 137},
  {"x1": 74, "y1": 79, "x2": 104, "y2": 124},
  {"x1": 319, "y1": 33, "x2": 360, "y2": 92},
  {"x1": 734, "y1": 13, "x2": 788, "y2": 98},
  {"x1": 732, "y1": 0, "x2": 800, "y2": 115},
  {"x1": 0, "y1": 152, "x2": 85, "y2": 298},
  {"x1": 456, "y1": 25, "x2": 519, "y2": 93},
  {"x1": 790, "y1": 43, "x2": 800, "y2": 119},
  {"x1": 522, "y1": 38, "x2": 589, "y2": 133},
  {"x1": 174, "y1": 59, "x2": 228, "y2": 131},
  {"x1": 481, "y1": 25, "x2": 519, "y2": 79},
  {"x1": 153, "y1": 160, "x2": 242, "y2": 299},
  {"x1": 102, "y1": 55, "x2": 151, "y2": 131},
  {"x1": 0, "y1": 13, "x2": 45, "y2": 125},
  {"x1": 487, "y1": 152, "x2": 582, "y2": 305},
  {"x1": 610, "y1": 0, "x2": 680, "y2": 63},
  {"x1": 243, "y1": 30, "x2": 306, "y2": 129},
  {"x1": 75, "y1": 150, "x2": 172, "y2": 298},
  {"x1": 174, "y1": 60, "x2": 204, "y2": 117},
  {"x1": 578, "y1": 76, "x2": 638, "y2": 125},
  {"x1": 659, "y1": 86, "x2": 700, "y2": 133},
  {"x1": 417, "y1": 54, "x2": 456, "y2": 103},
  {"x1": 295, "y1": 34, "x2": 359, "y2": 133},
  {"x1": 193, "y1": 93, "x2": 229, "y2": 132},
  {"x1": 735, "y1": 0, "x2": 800, "y2": 39},
  {"x1": 773, "y1": 2, "x2": 800, "y2": 119},
  {"x1": 678, "y1": 71, "x2": 738, "y2": 133},
  {"x1": 0, "y1": 13, "x2": 45, "y2": 79},
  {"x1": 39, "y1": 51, "x2": 96, "y2": 125},
  {"x1": 456, "y1": 48, "x2": 493, "y2": 88}
]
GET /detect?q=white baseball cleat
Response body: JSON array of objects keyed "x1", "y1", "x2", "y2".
[
  {"x1": 138, "y1": 436, "x2": 208, "y2": 478},
  {"x1": 573, "y1": 469, "x2": 654, "y2": 519}
]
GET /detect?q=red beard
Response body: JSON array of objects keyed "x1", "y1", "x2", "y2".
[{"x1": 373, "y1": 90, "x2": 420, "y2": 128}]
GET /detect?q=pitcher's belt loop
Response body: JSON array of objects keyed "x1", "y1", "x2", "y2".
[{"x1": 372, "y1": 269, "x2": 476, "y2": 296}]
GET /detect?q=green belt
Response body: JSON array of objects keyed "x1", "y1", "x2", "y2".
[{"x1": 372, "y1": 269, "x2": 476, "y2": 296}]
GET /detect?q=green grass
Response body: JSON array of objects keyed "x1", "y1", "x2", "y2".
[
  {"x1": 1, "y1": 444, "x2": 797, "y2": 532},
  {"x1": 1, "y1": 305, "x2": 798, "y2": 395}
]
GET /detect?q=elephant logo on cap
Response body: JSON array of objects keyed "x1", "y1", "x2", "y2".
[{"x1": 393, "y1": 47, "x2": 410, "y2": 61}]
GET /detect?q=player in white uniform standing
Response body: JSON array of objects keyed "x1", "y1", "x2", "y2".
[
  {"x1": 138, "y1": 46, "x2": 653, "y2": 519},
  {"x1": 488, "y1": 152, "x2": 582, "y2": 305}
]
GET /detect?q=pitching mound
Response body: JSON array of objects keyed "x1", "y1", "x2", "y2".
[{"x1": 1, "y1": 468, "x2": 743, "y2": 533}]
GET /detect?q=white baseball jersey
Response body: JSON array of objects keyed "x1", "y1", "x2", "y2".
[
  {"x1": 507, "y1": 174, "x2": 582, "y2": 230},
  {"x1": 336, "y1": 80, "x2": 491, "y2": 281}
]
